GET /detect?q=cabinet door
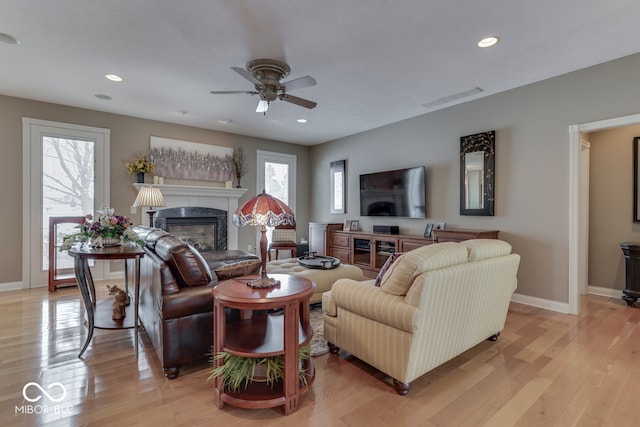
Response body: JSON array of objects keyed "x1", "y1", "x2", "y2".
[
  {"x1": 372, "y1": 237, "x2": 398, "y2": 270},
  {"x1": 330, "y1": 232, "x2": 351, "y2": 248},
  {"x1": 400, "y1": 239, "x2": 430, "y2": 252},
  {"x1": 352, "y1": 237, "x2": 372, "y2": 269},
  {"x1": 331, "y1": 247, "x2": 351, "y2": 264}
]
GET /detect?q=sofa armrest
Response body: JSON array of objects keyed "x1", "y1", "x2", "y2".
[{"x1": 331, "y1": 279, "x2": 417, "y2": 333}]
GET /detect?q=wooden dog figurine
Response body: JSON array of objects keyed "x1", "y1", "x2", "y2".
[
  {"x1": 112, "y1": 290, "x2": 127, "y2": 320},
  {"x1": 106, "y1": 284, "x2": 130, "y2": 305}
]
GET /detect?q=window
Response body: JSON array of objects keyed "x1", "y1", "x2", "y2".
[{"x1": 257, "y1": 150, "x2": 297, "y2": 246}]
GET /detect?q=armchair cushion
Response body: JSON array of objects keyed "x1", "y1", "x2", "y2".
[
  {"x1": 460, "y1": 239, "x2": 513, "y2": 261},
  {"x1": 379, "y1": 242, "x2": 467, "y2": 296},
  {"x1": 155, "y1": 236, "x2": 212, "y2": 287},
  {"x1": 331, "y1": 279, "x2": 417, "y2": 333}
]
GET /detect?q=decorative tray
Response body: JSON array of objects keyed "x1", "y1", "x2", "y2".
[{"x1": 297, "y1": 253, "x2": 341, "y2": 270}]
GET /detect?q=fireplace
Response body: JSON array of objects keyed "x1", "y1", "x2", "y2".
[{"x1": 154, "y1": 207, "x2": 227, "y2": 251}]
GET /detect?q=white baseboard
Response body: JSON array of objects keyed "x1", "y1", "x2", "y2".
[
  {"x1": 0, "y1": 281, "x2": 26, "y2": 292},
  {"x1": 587, "y1": 285, "x2": 623, "y2": 299},
  {"x1": 511, "y1": 292, "x2": 570, "y2": 314}
]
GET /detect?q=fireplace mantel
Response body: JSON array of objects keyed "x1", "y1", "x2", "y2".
[{"x1": 132, "y1": 183, "x2": 248, "y2": 249}]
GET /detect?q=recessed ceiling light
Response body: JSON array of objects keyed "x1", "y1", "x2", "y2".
[
  {"x1": 94, "y1": 94, "x2": 112, "y2": 100},
  {"x1": 174, "y1": 110, "x2": 188, "y2": 116},
  {"x1": 477, "y1": 36, "x2": 499, "y2": 48},
  {"x1": 105, "y1": 74, "x2": 123, "y2": 82},
  {"x1": 296, "y1": 119, "x2": 308, "y2": 123},
  {"x1": 218, "y1": 119, "x2": 233, "y2": 125},
  {"x1": 0, "y1": 32, "x2": 19, "y2": 44}
]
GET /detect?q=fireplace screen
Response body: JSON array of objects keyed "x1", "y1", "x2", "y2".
[
  {"x1": 154, "y1": 207, "x2": 228, "y2": 252},
  {"x1": 167, "y1": 224, "x2": 216, "y2": 252}
]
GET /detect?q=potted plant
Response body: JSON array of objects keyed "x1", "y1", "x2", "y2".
[
  {"x1": 125, "y1": 155, "x2": 156, "y2": 183},
  {"x1": 59, "y1": 205, "x2": 144, "y2": 250},
  {"x1": 232, "y1": 145, "x2": 249, "y2": 188},
  {"x1": 208, "y1": 345, "x2": 310, "y2": 392}
]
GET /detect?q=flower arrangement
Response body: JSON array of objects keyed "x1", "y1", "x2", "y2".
[
  {"x1": 59, "y1": 206, "x2": 144, "y2": 251},
  {"x1": 124, "y1": 155, "x2": 156, "y2": 175}
]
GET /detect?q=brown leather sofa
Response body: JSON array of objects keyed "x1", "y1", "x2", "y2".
[{"x1": 132, "y1": 226, "x2": 259, "y2": 379}]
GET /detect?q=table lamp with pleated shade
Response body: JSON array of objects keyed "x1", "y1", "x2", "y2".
[{"x1": 133, "y1": 185, "x2": 166, "y2": 228}]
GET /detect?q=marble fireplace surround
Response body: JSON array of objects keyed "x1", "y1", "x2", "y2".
[{"x1": 132, "y1": 183, "x2": 247, "y2": 250}]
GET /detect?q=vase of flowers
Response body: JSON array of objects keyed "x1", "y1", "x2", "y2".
[
  {"x1": 125, "y1": 155, "x2": 156, "y2": 183},
  {"x1": 59, "y1": 206, "x2": 144, "y2": 251}
]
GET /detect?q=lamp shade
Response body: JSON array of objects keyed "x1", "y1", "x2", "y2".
[
  {"x1": 133, "y1": 185, "x2": 166, "y2": 208},
  {"x1": 233, "y1": 190, "x2": 295, "y2": 228}
]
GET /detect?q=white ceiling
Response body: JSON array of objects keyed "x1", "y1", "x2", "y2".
[{"x1": 2, "y1": 1, "x2": 640, "y2": 146}]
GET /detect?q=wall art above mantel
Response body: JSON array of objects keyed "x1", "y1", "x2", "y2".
[{"x1": 150, "y1": 136, "x2": 233, "y2": 182}]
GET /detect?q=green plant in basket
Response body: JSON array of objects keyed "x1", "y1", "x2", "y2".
[{"x1": 208, "y1": 345, "x2": 310, "y2": 392}]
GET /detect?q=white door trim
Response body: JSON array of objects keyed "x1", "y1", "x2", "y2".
[
  {"x1": 22, "y1": 117, "x2": 110, "y2": 289},
  {"x1": 568, "y1": 113, "x2": 640, "y2": 314}
]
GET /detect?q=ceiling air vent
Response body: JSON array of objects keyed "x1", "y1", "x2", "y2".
[{"x1": 422, "y1": 87, "x2": 483, "y2": 109}]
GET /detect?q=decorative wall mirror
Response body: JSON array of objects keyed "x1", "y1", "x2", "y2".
[
  {"x1": 330, "y1": 159, "x2": 346, "y2": 214},
  {"x1": 460, "y1": 130, "x2": 495, "y2": 216},
  {"x1": 633, "y1": 137, "x2": 640, "y2": 222}
]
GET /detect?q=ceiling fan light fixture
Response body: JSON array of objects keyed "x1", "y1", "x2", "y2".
[{"x1": 256, "y1": 99, "x2": 269, "y2": 113}]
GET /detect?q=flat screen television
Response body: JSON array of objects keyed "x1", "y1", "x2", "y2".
[{"x1": 359, "y1": 166, "x2": 426, "y2": 218}]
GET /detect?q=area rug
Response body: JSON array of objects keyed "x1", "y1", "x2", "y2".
[{"x1": 310, "y1": 305, "x2": 329, "y2": 356}]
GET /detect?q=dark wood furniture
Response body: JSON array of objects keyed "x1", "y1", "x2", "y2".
[
  {"x1": 327, "y1": 228, "x2": 500, "y2": 275},
  {"x1": 432, "y1": 228, "x2": 499, "y2": 243},
  {"x1": 620, "y1": 242, "x2": 640, "y2": 306},
  {"x1": 68, "y1": 244, "x2": 145, "y2": 357},
  {"x1": 212, "y1": 274, "x2": 316, "y2": 415},
  {"x1": 48, "y1": 216, "x2": 84, "y2": 292},
  {"x1": 328, "y1": 230, "x2": 433, "y2": 274}
]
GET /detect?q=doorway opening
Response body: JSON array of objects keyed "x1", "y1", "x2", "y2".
[{"x1": 569, "y1": 112, "x2": 640, "y2": 314}]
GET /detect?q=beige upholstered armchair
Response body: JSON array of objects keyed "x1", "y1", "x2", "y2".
[{"x1": 322, "y1": 239, "x2": 520, "y2": 395}]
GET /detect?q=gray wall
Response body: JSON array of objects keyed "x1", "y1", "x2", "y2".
[
  {"x1": 310, "y1": 52, "x2": 640, "y2": 305},
  {"x1": 588, "y1": 125, "x2": 640, "y2": 291},
  {"x1": 0, "y1": 94, "x2": 310, "y2": 285}
]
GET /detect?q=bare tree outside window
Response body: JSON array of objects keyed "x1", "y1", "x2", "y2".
[{"x1": 42, "y1": 137, "x2": 95, "y2": 269}]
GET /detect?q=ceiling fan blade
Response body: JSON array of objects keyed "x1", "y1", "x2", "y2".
[
  {"x1": 210, "y1": 90, "x2": 258, "y2": 95},
  {"x1": 231, "y1": 66, "x2": 262, "y2": 86},
  {"x1": 282, "y1": 75, "x2": 317, "y2": 92},
  {"x1": 279, "y1": 94, "x2": 317, "y2": 109}
]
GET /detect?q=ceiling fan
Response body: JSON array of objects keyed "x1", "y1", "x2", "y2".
[{"x1": 211, "y1": 58, "x2": 317, "y2": 114}]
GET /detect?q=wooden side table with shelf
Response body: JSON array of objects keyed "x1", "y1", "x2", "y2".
[
  {"x1": 212, "y1": 274, "x2": 316, "y2": 415},
  {"x1": 68, "y1": 244, "x2": 145, "y2": 358}
]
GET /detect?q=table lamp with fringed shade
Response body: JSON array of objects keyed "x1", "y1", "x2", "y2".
[
  {"x1": 233, "y1": 190, "x2": 295, "y2": 288},
  {"x1": 133, "y1": 185, "x2": 166, "y2": 228}
]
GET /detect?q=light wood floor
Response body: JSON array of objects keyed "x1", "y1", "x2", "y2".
[{"x1": 1, "y1": 283, "x2": 640, "y2": 426}]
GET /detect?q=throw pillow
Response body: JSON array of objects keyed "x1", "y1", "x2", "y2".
[
  {"x1": 375, "y1": 252, "x2": 403, "y2": 287},
  {"x1": 214, "y1": 259, "x2": 262, "y2": 281}
]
